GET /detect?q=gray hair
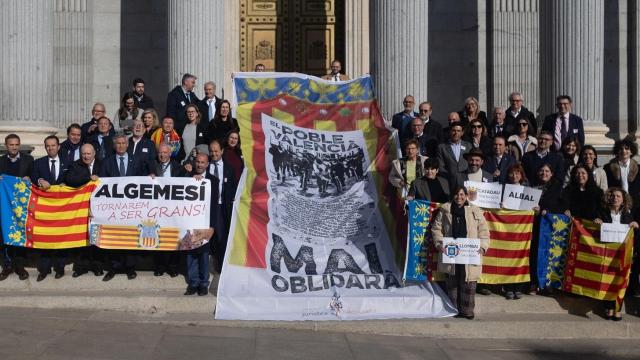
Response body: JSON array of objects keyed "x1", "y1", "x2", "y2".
[
  {"x1": 509, "y1": 91, "x2": 523, "y2": 101},
  {"x1": 112, "y1": 132, "x2": 127, "y2": 143},
  {"x1": 204, "y1": 81, "x2": 216, "y2": 88}
]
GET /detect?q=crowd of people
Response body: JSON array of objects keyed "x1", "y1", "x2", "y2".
[
  {"x1": 0, "y1": 62, "x2": 636, "y2": 320},
  {"x1": 390, "y1": 92, "x2": 640, "y2": 320}
]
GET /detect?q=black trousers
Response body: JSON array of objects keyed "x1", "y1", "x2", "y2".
[
  {"x1": 72, "y1": 246, "x2": 104, "y2": 273},
  {"x1": 37, "y1": 249, "x2": 66, "y2": 274},
  {"x1": 104, "y1": 250, "x2": 137, "y2": 273},
  {"x1": 153, "y1": 251, "x2": 180, "y2": 274}
]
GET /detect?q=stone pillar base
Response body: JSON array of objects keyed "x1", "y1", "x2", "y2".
[
  {"x1": 0, "y1": 126, "x2": 60, "y2": 157},
  {"x1": 584, "y1": 122, "x2": 615, "y2": 147}
]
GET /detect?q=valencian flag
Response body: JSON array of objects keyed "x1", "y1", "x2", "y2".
[
  {"x1": 0, "y1": 175, "x2": 96, "y2": 249},
  {"x1": 562, "y1": 218, "x2": 633, "y2": 303},
  {"x1": 537, "y1": 213, "x2": 571, "y2": 289},
  {"x1": 227, "y1": 75, "x2": 401, "y2": 268},
  {"x1": 479, "y1": 209, "x2": 534, "y2": 284},
  {"x1": 404, "y1": 200, "x2": 439, "y2": 282}
]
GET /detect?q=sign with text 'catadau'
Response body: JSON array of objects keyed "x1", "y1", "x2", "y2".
[
  {"x1": 217, "y1": 73, "x2": 456, "y2": 320},
  {"x1": 89, "y1": 177, "x2": 211, "y2": 250},
  {"x1": 464, "y1": 181, "x2": 502, "y2": 209},
  {"x1": 502, "y1": 184, "x2": 542, "y2": 211}
]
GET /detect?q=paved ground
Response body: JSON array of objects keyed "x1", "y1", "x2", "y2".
[{"x1": 1, "y1": 308, "x2": 639, "y2": 360}]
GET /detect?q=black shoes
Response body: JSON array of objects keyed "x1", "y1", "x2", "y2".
[
  {"x1": 37, "y1": 273, "x2": 48, "y2": 282},
  {"x1": 168, "y1": 271, "x2": 179, "y2": 278},
  {"x1": 102, "y1": 271, "x2": 115, "y2": 282},
  {"x1": 0, "y1": 268, "x2": 12, "y2": 281},
  {"x1": 184, "y1": 286, "x2": 197, "y2": 296},
  {"x1": 16, "y1": 269, "x2": 29, "y2": 280},
  {"x1": 54, "y1": 271, "x2": 64, "y2": 279},
  {"x1": 93, "y1": 269, "x2": 104, "y2": 276},
  {"x1": 153, "y1": 271, "x2": 163, "y2": 276},
  {"x1": 127, "y1": 271, "x2": 137, "y2": 280},
  {"x1": 197, "y1": 286, "x2": 208, "y2": 296}
]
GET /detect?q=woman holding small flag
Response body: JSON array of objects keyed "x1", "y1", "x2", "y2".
[
  {"x1": 432, "y1": 186, "x2": 490, "y2": 319},
  {"x1": 594, "y1": 187, "x2": 638, "y2": 321}
]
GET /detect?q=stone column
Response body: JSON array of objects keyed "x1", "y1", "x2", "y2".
[
  {"x1": 345, "y1": 0, "x2": 370, "y2": 79},
  {"x1": 489, "y1": 0, "x2": 539, "y2": 120},
  {"x1": 0, "y1": 0, "x2": 58, "y2": 156},
  {"x1": 370, "y1": 0, "x2": 428, "y2": 122},
  {"x1": 602, "y1": 0, "x2": 628, "y2": 139},
  {"x1": 540, "y1": 0, "x2": 612, "y2": 146},
  {"x1": 168, "y1": 0, "x2": 225, "y2": 100},
  {"x1": 631, "y1": 1, "x2": 640, "y2": 138},
  {"x1": 54, "y1": 0, "x2": 93, "y2": 130},
  {"x1": 223, "y1": 0, "x2": 240, "y2": 99}
]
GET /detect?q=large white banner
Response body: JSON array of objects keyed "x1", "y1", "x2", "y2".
[
  {"x1": 89, "y1": 176, "x2": 211, "y2": 250},
  {"x1": 216, "y1": 108, "x2": 456, "y2": 320}
]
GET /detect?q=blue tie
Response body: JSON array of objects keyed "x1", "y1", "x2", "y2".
[{"x1": 119, "y1": 156, "x2": 126, "y2": 176}]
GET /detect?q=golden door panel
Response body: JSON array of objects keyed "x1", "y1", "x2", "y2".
[{"x1": 241, "y1": 0, "x2": 341, "y2": 75}]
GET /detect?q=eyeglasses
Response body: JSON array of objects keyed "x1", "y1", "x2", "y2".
[
  {"x1": 411, "y1": 124, "x2": 423, "y2": 127},
  {"x1": 518, "y1": 123, "x2": 528, "y2": 127},
  {"x1": 471, "y1": 124, "x2": 483, "y2": 129},
  {"x1": 511, "y1": 99, "x2": 523, "y2": 102},
  {"x1": 539, "y1": 137, "x2": 553, "y2": 142},
  {"x1": 419, "y1": 109, "x2": 430, "y2": 113}
]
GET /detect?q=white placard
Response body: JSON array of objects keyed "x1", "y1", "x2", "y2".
[
  {"x1": 440, "y1": 237, "x2": 482, "y2": 265},
  {"x1": 464, "y1": 181, "x2": 502, "y2": 209},
  {"x1": 600, "y1": 223, "x2": 630, "y2": 243},
  {"x1": 502, "y1": 184, "x2": 542, "y2": 211}
]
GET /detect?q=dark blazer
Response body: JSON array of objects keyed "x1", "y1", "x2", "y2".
[
  {"x1": 541, "y1": 113, "x2": 585, "y2": 148},
  {"x1": 537, "y1": 178, "x2": 565, "y2": 213},
  {"x1": 0, "y1": 154, "x2": 34, "y2": 178},
  {"x1": 155, "y1": 160, "x2": 188, "y2": 178},
  {"x1": 206, "y1": 160, "x2": 237, "y2": 222},
  {"x1": 178, "y1": 121, "x2": 209, "y2": 150},
  {"x1": 458, "y1": 110, "x2": 489, "y2": 128},
  {"x1": 436, "y1": 141, "x2": 472, "y2": 190},
  {"x1": 166, "y1": 85, "x2": 200, "y2": 133},
  {"x1": 197, "y1": 96, "x2": 223, "y2": 123},
  {"x1": 63, "y1": 159, "x2": 101, "y2": 188},
  {"x1": 81, "y1": 118, "x2": 115, "y2": 143},
  {"x1": 463, "y1": 135, "x2": 493, "y2": 158},
  {"x1": 504, "y1": 105, "x2": 537, "y2": 137},
  {"x1": 59, "y1": 139, "x2": 82, "y2": 165},
  {"x1": 521, "y1": 150, "x2": 565, "y2": 187},
  {"x1": 408, "y1": 176, "x2": 450, "y2": 203},
  {"x1": 597, "y1": 207, "x2": 634, "y2": 224},
  {"x1": 561, "y1": 185, "x2": 604, "y2": 221},
  {"x1": 488, "y1": 120, "x2": 512, "y2": 139},
  {"x1": 603, "y1": 159, "x2": 640, "y2": 211},
  {"x1": 90, "y1": 134, "x2": 114, "y2": 161},
  {"x1": 134, "y1": 94, "x2": 155, "y2": 110},
  {"x1": 31, "y1": 156, "x2": 69, "y2": 185},
  {"x1": 391, "y1": 111, "x2": 418, "y2": 140},
  {"x1": 128, "y1": 136, "x2": 157, "y2": 174},
  {"x1": 99, "y1": 153, "x2": 147, "y2": 177},
  {"x1": 206, "y1": 117, "x2": 240, "y2": 144},
  {"x1": 482, "y1": 153, "x2": 517, "y2": 184}
]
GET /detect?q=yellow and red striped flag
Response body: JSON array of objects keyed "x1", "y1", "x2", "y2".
[
  {"x1": 479, "y1": 209, "x2": 534, "y2": 284},
  {"x1": 0, "y1": 175, "x2": 96, "y2": 249},
  {"x1": 563, "y1": 219, "x2": 633, "y2": 303}
]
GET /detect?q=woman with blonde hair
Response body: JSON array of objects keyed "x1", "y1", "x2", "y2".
[
  {"x1": 458, "y1": 96, "x2": 488, "y2": 128},
  {"x1": 141, "y1": 108, "x2": 160, "y2": 139}
]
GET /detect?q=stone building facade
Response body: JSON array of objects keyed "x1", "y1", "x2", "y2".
[{"x1": 0, "y1": 0, "x2": 636, "y2": 155}]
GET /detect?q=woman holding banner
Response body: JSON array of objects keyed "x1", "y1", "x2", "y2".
[
  {"x1": 432, "y1": 186, "x2": 490, "y2": 319},
  {"x1": 594, "y1": 187, "x2": 638, "y2": 321}
]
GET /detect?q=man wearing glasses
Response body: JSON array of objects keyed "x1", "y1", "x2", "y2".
[
  {"x1": 415, "y1": 101, "x2": 442, "y2": 157},
  {"x1": 391, "y1": 95, "x2": 419, "y2": 140},
  {"x1": 541, "y1": 95, "x2": 585, "y2": 151},
  {"x1": 504, "y1": 92, "x2": 537, "y2": 136},
  {"x1": 81, "y1": 103, "x2": 114, "y2": 143},
  {"x1": 521, "y1": 130, "x2": 565, "y2": 186}
]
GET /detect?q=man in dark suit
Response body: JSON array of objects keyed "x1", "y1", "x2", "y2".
[
  {"x1": 128, "y1": 119, "x2": 157, "y2": 174},
  {"x1": 197, "y1": 81, "x2": 223, "y2": 123},
  {"x1": 166, "y1": 73, "x2": 199, "y2": 133},
  {"x1": 436, "y1": 123, "x2": 471, "y2": 190},
  {"x1": 153, "y1": 143, "x2": 187, "y2": 278},
  {"x1": 31, "y1": 135, "x2": 70, "y2": 281},
  {"x1": 0, "y1": 134, "x2": 34, "y2": 281},
  {"x1": 207, "y1": 139, "x2": 237, "y2": 272},
  {"x1": 541, "y1": 95, "x2": 585, "y2": 151},
  {"x1": 89, "y1": 116, "x2": 115, "y2": 161},
  {"x1": 415, "y1": 101, "x2": 443, "y2": 157},
  {"x1": 60, "y1": 123, "x2": 83, "y2": 165},
  {"x1": 185, "y1": 152, "x2": 218, "y2": 296},
  {"x1": 391, "y1": 95, "x2": 418, "y2": 141},
  {"x1": 132, "y1": 78, "x2": 155, "y2": 110},
  {"x1": 521, "y1": 131, "x2": 565, "y2": 186},
  {"x1": 488, "y1": 106, "x2": 512, "y2": 139},
  {"x1": 504, "y1": 92, "x2": 537, "y2": 136},
  {"x1": 482, "y1": 136, "x2": 516, "y2": 184},
  {"x1": 63, "y1": 144, "x2": 105, "y2": 278},
  {"x1": 100, "y1": 134, "x2": 149, "y2": 281},
  {"x1": 81, "y1": 103, "x2": 114, "y2": 143}
]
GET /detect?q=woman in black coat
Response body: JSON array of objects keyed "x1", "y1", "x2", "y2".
[
  {"x1": 594, "y1": 188, "x2": 639, "y2": 321},
  {"x1": 562, "y1": 164, "x2": 604, "y2": 221}
]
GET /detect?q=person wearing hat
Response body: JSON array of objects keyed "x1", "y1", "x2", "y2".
[{"x1": 462, "y1": 148, "x2": 493, "y2": 183}]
